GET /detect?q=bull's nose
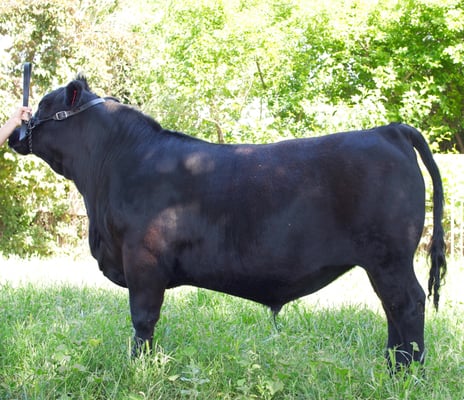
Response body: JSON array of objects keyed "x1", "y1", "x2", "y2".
[
  {"x1": 8, "y1": 128, "x2": 30, "y2": 155},
  {"x1": 7, "y1": 128, "x2": 19, "y2": 147}
]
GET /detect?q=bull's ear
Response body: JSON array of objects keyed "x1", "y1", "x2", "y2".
[{"x1": 65, "y1": 79, "x2": 87, "y2": 107}]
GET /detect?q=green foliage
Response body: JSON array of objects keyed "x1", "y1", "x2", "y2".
[
  {"x1": 362, "y1": 0, "x2": 464, "y2": 152},
  {"x1": 1, "y1": 0, "x2": 464, "y2": 256},
  {"x1": 262, "y1": 0, "x2": 464, "y2": 146},
  {"x1": 422, "y1": 155, "x2": 464, "y2": 260},
  {"x1": 2, "y1": 0, "x2": 464, "y2": 143},
  {"x1": 0, "y1": 150, "x2": 75, "y2": 257}
]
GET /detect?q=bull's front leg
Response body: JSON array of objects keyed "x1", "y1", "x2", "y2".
[
  {"x1": 124, "y1": 248, "x2": 167, "y2": 356},
  {"x1": 128, "y1": 282, "x2": 165, "y2": 355}
]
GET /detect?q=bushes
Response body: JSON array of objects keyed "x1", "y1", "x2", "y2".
[
  {"x1": 424, "y1": 155, "x2": 464, "y2": 260},
  {"x1": 0, "y1": 150, "x2": 85, "y2": 257}
]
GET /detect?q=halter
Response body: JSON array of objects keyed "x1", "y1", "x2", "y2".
[{"x1": 24, "y1": 97, "x2": 106, "y2": 153}]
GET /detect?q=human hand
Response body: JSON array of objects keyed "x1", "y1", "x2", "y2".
[
  {"x1": 11, "y1": 106, "x2": 32, "y2": 126},
  {"x1": 0, "y1": 106, "x2": 33, "y2": 145}
]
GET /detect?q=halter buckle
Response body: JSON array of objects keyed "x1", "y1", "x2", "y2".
[{"x1": 55, "y1": 111, "x2": 69, "y2": 120}]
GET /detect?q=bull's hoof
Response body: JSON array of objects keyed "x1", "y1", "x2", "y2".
[
  {"x1": 131, "y1": 337, "x2": 152, "y2": 357},
  {"x1": 386, "y1": 348, "x2": 425, "y2": 375}
]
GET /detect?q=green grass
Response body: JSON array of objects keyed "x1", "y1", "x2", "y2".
[{"x1": 0, "y1": 263, "x2": 463, "y2": 399}]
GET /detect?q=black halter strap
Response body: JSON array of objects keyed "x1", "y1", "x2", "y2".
[{"x1": 31, "y1": 98, "x2": 106, "y2": 126}]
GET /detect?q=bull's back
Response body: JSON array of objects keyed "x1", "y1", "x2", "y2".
[{"x1": 207, "y1": 127, "x2": 425, "y2": 238}]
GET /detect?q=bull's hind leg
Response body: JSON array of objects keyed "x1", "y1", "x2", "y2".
[{"x1": 365, "y1": 259, "x2": 426, "y2": 369}]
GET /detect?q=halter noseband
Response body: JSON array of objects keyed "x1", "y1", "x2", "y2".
[{"x1": 25, "y1": 97, "x2": 106, "y2": 153}]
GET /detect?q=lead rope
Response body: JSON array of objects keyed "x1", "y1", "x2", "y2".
[
  {"x1": 28, "y1": 130, "x2": 33, "y2": 154},
  {"x1": 20, "y1": 62, "x2": 32, "y2": 141}
]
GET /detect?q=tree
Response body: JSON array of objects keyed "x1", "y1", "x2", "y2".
[
  {"x1": 365, "y1": 0, "x2": 464, "y2": 152},
  {"x1": 264, "y1": 0, "x2": 464, "y2": 151}
]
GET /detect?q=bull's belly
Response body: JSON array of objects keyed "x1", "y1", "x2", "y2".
[{"x1": 181, "y1": 263, "x2": 355, "y2": 310}]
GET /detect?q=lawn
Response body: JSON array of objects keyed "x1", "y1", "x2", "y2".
[{"x1": 0, "y1": 256, "x2": 463, "y2": 399}]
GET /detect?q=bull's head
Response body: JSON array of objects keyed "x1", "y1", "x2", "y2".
[{"x1": 9, "y1": 75, "x2": 105, "y2": 178}]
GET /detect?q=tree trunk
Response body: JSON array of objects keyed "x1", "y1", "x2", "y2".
[
  {"x1": 455, "y1": 131, "x2": 464, "y2": 154},
  {"x1": 215, "y1": 120, "x2": 224, "y2": 144}
]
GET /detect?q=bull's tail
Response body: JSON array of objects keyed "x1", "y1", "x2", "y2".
[{"x1": 402, "y1": 123, "x2": 447, "y2": 310}]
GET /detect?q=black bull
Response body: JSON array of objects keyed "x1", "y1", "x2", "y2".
[{"x1": 9, "y1": 76, "x2": 446, "y2": 368}]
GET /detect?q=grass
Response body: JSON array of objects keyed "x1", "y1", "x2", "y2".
[{"x1": 0, "y1": 258, "x2": 463, "y2": 399}]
